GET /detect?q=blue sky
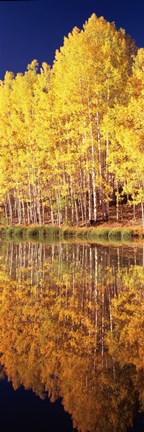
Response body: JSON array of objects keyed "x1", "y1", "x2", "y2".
[{"x1": 0, "y1": 0, "x2": 143, "y2": 79}]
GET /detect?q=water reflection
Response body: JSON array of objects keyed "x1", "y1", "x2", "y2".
[{"x1": 0, "y1": 241, "x2": 143, "y2": 432}]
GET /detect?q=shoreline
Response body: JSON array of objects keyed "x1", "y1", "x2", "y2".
[{"x1": 0, "y1": 223, "x2": 144, "y2": 242}]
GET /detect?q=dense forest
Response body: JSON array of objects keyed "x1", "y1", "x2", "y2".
[{"x1": 0, "y1": 14, "x2": 144, "y2": 226}]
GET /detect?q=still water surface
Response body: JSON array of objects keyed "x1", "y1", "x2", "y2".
[{"x1": 0, "y1": 239, "x2": 143, "y2": 432}]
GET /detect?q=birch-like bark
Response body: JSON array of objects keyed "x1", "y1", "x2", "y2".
[
  {"x1": 62, "y1": 167, "x2": 68, "y2": 223},
  {"x1": 87, "y1": 171, "x2": 92, "y2": 221},
  {"x1": 116, "y1": 179, "x2": 119, "y2": 221},
  {"x1": 87, "y1": 96, "x2": 97, "y2": 220},
  {"x1": 4, "y1": 201, "x2": 8, "y2": 223},
  {"x1": 56, "y1": 192, "x2": 61, "y2": 226},
  {"x1": 50, "y1": 196, "x2": 54, "y2": 224},
  {"x1": 7, "y1": 191, "x2": 12, "y2": 225},
  {"x1": 96, "y1": 104, "x2": 102, "y2": 205},
  {"x1": 70, "y1": 175, "x2": 74, "y2": 224},
  {"x1": 26, "y1": 202, "x2": 30, "y2": 225},
  {"x1": 22, "y1": 199, "x2": 26, "y2": 224},
  {"x1": 75, "y1": 199, "x2": 79, "y2": 225},
  {"x1": 83, "y1": 171, "x2": 87, "y2": 224}
]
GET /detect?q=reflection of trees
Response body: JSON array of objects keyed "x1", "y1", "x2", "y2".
[
  {"x1": 106, "y1": 266, "x2": 144, "y2": 412},
  {"x1": 0, "y1": 242, "x2": 143, "y2": 431}
]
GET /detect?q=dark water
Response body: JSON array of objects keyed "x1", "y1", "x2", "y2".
[{"x1": 0, "y1": 239, "x2": 143, "y2": 432}]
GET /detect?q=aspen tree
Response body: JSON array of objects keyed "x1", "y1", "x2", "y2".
[{"x1": 0, "y1": 15, "x2": 139, "y2": 225}]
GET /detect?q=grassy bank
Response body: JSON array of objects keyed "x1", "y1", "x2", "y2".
[{"x1": 0, "y1": 223, "x2": 143, "y2": 242}]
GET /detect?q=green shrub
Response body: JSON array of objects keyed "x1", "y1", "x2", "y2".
[
  {"x1": 25, "y1": 225, "x2": 62, "y2": 240},
  {"x1": 1, "y1": 226, "x2": 26, "y2": 240},
  {"x1": 75, "y1": 228, "x2": 88, "y2": 238},
  {"x1": 6, "y1": 227, "x2": 14, "y2": 237},
  {"x1": 87, "y1": 227, "x2": 110, "y2": 240},
  {"x1": 43, "y1": 225, "x2": 62, "y2": 238},
  {"x1": 121, "y1": 229, "x2": 132, "y2": 240},
  {"x1": 61, "y1": 226, "x2": 76, "y2": 237},
  {"x1": 108, "y1": 229, "x2": 121, "y2": 240},
  {"x1": 26, "y1": 227, "x2": 39, "y2": 239},
  {"x1": 14, "y1": 227, "x2": 26, "y2": 237},
  {"x1": 0, "y1": 227, "x2": 7, "y2": 236}
]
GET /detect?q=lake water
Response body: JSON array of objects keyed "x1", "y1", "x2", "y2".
[{"x1": 0, "y1": 239, "x2": 143, "y2": 432}]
